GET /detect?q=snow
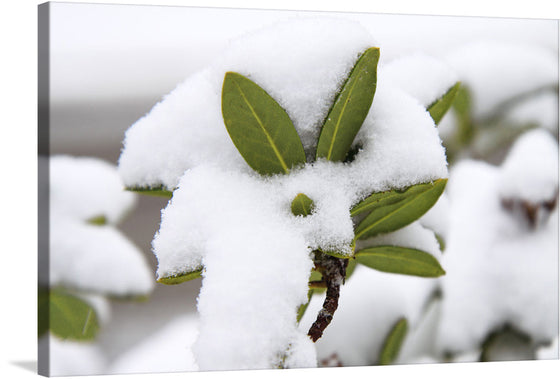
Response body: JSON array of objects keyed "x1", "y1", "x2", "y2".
[
  {"x1": 157, "y1": 166, "x2": 313, "y2": 370},
  {"x1": 382, "y1": 54, "x2": 458, "y2": 108},
  {"x1": 50, "y1": 155, "x2": 136, "y2": 224},
  {"x1": 444, "y1": 41, "x2": 558, "y2": 118},
  {"x1": 49, "y1": 155, "x2": 154, "y2": 297},
  {"x1": 41, "y1": 336, "x2": 107, "y2": 376},
  {"x1": 504, "y1": 91, "x2": 559, "y2": 132},
  {"x1": 350, "y1": 85, "x2": 448, "y2": 192},
  {"x1": 419, "y1": 193, "x2": 450, "y2": 240},
  {"x1": 109, "y1": 315, "x2": 199, "y2": 374},
  {"x1": 50, "y1": 214, "x2": 154, "y2": 296},
  {"x1": 498, "y1": 129, "x2": 559, "y2": 204},
  {"x1": 283, "y1": 332, "x2": 318, "y2": 369},
  {"x1": 435, "y1": 146, "x2": 559, "y2": 354},
  {"x1": 151, "y1": 166, "x2": 308, "y2": 278},
  {"x1": 118, "y1": 69, "x2": 244, "y2": 189},
  {"x1": 122, "y1": 17, "x2": 449, "y2": 370}
]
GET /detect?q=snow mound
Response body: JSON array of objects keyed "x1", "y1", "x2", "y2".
[
  {"x1": 498, "y1": 129, "x2": 559, "y2": 204},
  {"x1": 51, "y1": 155, "x2": 135, "y2": 224},
  {"x1": 49, "y1": 155, "x2": 154, "y2": 296}
]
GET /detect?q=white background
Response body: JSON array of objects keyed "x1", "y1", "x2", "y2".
[{"x1": 1, "y1": 0, "x2": 558, "y2": 378}]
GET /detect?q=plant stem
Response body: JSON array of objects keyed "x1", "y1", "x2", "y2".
[{"x1": 308, "y1": 252, "x2": 348, "y2": 342}]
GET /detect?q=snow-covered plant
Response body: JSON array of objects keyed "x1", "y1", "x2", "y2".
[
  {"x1": 219, "y1": 48, "x2": 450, "y2": 345},
  {"x1": 437, "y1": 41, "x2": 558, "y2": 162},
  {"x1": 434, "y1": 129, "x2": 558, "y2": 360},
  {"x1": 118, "y1": 19, "x2": 458, "y2": 370},
  {"x1": 39, "y1": 156, "x2": 154, "y2": 345}
]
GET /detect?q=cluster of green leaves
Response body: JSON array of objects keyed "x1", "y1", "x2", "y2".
[
  {"x1": 158, "y1": 47, "x2": 380, "y2": 284},
  {"x1": 156, "y1": 46, "x2": 459, "y2": 290}
]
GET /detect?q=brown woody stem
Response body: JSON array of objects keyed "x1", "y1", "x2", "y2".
[{"x1": 308, "y1": 252, "x2": 348, "y2": 342}]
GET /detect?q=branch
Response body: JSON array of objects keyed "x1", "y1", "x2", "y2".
[{"x1": 308, "y1": 253, "x2": 348, "y2": 342}]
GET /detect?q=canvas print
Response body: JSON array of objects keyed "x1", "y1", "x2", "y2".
[{"x1": 38, "y1": 2, "x2": 559, "y2": 376}]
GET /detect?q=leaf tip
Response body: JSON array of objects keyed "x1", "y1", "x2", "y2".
[{"x1": 365, "y1": 46, "x2": 381, "y2": 57}]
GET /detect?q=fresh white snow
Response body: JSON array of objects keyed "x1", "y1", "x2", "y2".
[
  {"x1": 50, "y1": 155, "x2": 136, "y2": 224},
  {"x1": 381, "y1": 53, "x2": 458, "y2": 108},
  {"x1": 49, "y1": 155, "x2": 154, "y2": 296},
  {"x1": 498, "y1": 129, "x2": 559, "y2": 205}
]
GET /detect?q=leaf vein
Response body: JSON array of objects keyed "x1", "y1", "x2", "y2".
[{"x1": 232, "y1": 79, "x2": 289, "y2": 173}]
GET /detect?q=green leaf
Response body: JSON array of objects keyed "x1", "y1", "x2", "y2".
[
  {"x1": 427, "y1": 82, "x2": 461, "y2": 125},
  {"x1": 297, "y1": 289, "x2": 314, "y2": 323},
  {"x1": 378, "y1": 318, "x2": 409, "y2": 365},
  {"x1": 222, "y1": 72, "x2": 306, "y2": 175},
  {"x1": 49, "y1": 289, "x2": 100, "y2": 341},
  {"x1": 309, "y1": 269, "x2": 323, "y2": 283},
  {"x1": 442, "y1": 85, "x2": 475, "y2": 164},
  {"x1": 157, "y1": 268, "x2": 203, "y2": 285},
  {"x1": 126, "y1": 185, "x2": 173, "y2": 198},
  {"x1": 345, "y1": 258, "x2": 357, "y2": 280},
  {"x1": 108, "y1": 293, "x2": 150, "y2": 302},
  {"x1": 316, "y1": 47, "x2": 380, "y2": 162},
  {"x1": 356, "y1": 245, "x2": 445, "y2": 277},
  {"x1": 87, "y1": 215, "x2": 107, "y2": 226},
  {"x1": 453, "y1": 85, "x2": 472, "y2": 121},
  {"x1": 435, "y1": 233, "x2": 446, "y2": 252},
  {"x1": 291, "y1": 193, "x2": 315, "y2": 217},
  {"x1": 353, "y1": 179, "x2": 447, "y2": 240},
  {"x1": 453, "y1": 85, "x2": 475, "y2": 146}
]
